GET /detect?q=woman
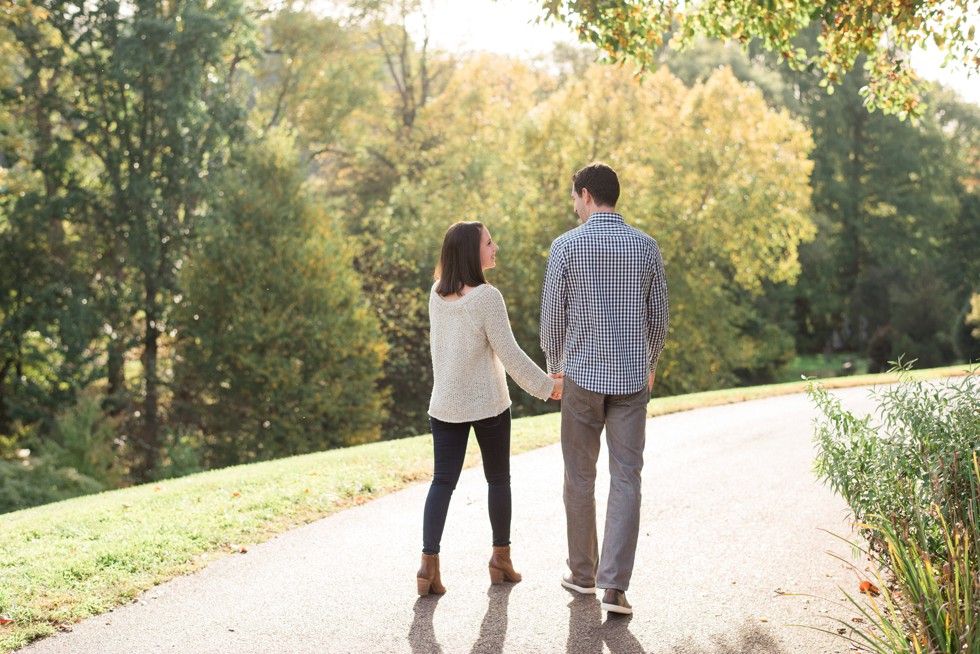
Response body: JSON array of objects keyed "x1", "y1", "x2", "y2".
[{"x1": 417, "y1": 221, "x2": 561, "y2": 596}]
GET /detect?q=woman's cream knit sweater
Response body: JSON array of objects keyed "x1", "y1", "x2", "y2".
[{"x1": 428, "y1": 283, "x2": 556, "y2": 423}]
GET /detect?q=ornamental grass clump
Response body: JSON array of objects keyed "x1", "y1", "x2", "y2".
[{"x1": 810, "y1": 365, "x2": 979, "y2": 653}]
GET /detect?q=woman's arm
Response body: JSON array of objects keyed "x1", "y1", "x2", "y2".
[{"x1": 479, "y1": 288, "x2": 557, "y2": 401}]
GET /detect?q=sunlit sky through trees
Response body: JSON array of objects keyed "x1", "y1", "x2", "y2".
[{"x1": 318, "y1": 0, "x2": 979, "y2": 105}]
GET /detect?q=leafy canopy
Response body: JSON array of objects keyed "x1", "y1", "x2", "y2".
[{"x1": 539, "y1": 0, "x2": 980, "y2": 119}]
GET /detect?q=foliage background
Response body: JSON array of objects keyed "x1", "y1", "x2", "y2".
[{"x1": 1, "y1": 0, "x2": 978, "y2": 510}]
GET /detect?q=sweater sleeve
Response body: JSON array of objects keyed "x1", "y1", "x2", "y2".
[{"x1": 477, "y1": 288, "x2": 556, "y2": 401}]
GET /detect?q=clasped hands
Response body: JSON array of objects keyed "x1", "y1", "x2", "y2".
[
  {"x1": 549, "y1": 372, "x2": 564, "y2": 400},
  {"x1": 548, "y1": 371, "x2": 654, "y2": 401}
]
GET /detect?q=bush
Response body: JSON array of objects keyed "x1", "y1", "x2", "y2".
[
  {"x1": 42, "y1": 388, "x2": 125, "y2": 487},
  {"x1": 0, "y1": 459, "x2": 105, "y2": 514},
  {"x1": 810, "y1": 365, "x2": 979, "y2": 653},
  {"x1": 953, "y1": 292, "x2": 980, "y2": 362},
  {"x1": 0, "y1": 388, "x2": 124, "y2": 512},
  {"x1": 173, "y1": 133, "x2": 388, "y2": 467},
  {"x1": 151, "y1": 426, "x2": 205, "y2": 481}
]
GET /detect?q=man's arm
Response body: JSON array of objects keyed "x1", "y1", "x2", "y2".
[
  {"x1": 540, "y1": 240, "x2": 568, "y2": 375},
  {"x1": 646, "y1": 245, "x2": 669, "y2": 381}
]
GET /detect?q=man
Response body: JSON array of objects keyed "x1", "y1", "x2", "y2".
[{"x1": 540, "y1": 162, "x2": 669, "y2": 615}]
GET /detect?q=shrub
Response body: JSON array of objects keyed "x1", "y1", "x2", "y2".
[
  {"x1": 810, "y1": 365, "x2": 979, "y2": 653},
  {"x1": 0, "y1": 459, "x2": 105, "y2": 514},
  {"x1": 151, "y1": 426, "x2": 205, "y2": 481},
  {"x1": 173, "y1": 133, "x2": 388, "y2": 467},
  {"x1": 953, "y1": 292, "x2": 980, "y2": 362},
  {"x1": 811, "y1": 366, "x2": 979, "y2": 555},
  {"x1": 43, "y1": 388, "x2": 125, "y2": 487}
]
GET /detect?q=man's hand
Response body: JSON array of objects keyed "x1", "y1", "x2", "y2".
[{"x1": 549, "y1": 372, "x2": 564, "y2": 400}]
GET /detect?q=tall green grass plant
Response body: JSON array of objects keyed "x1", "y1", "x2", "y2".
[{"x1": 811, "y1": 366, "x2": 979, "y2": 653}]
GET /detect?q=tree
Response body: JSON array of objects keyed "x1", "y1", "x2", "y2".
[
  {"x1": 324, "y1": 0, "x2": 455, "y2": 439},
  {"x1": 2, "y1": 0, "x2": 257, "y2": 478},
  {"x1": 251, "y1": 8, "x2": 380, "y2": 165},
  {"x1": 0, "y1": 3, "x2": 104, "y2": 444},
  {"x1": 658, "y1": 32, "x2": 979, "y2": 370},
  {"x1": 539, "y1": 0, "x2": 980, "y2": 118},
  {"x1": 510, "y1": 63, "x2": 815, "y2": 393},
  {"x1": 69, "y1": 0, "x2": 251, "y2": 479},
  {"x1": 173, "y1": 133, "x2": 388, "y2": 467}
]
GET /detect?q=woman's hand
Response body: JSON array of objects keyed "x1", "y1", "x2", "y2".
[{"x1": 549, "y1": 373, "x2": 563, "y2": 400}]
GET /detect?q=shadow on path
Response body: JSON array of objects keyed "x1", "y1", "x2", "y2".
[
  {"x1": 409, "y1": 595, "x2": 444, "y2": 654},
  {"x1": 409, "y1": 584, "x2": 515, "y2": 654},
  {"x1": 470, "y1": 584, "x2": 515, "y2": 654},
  {"x1": 566, "y1": 593, "x2": 646, "y2": 654},
  {"x1": 669, "y1": 619, "x2": 792, "y2": 654},
  {"x1": 565, "y1": 595, "x2": 794, "y2": 654}
]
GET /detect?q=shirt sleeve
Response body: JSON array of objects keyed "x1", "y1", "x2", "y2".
[
  {"x1": 646, "y1": 243, "x2": 670, "y2": 373},
  {"x1": 539, "y1": 239, "x2": 568, "y2": 375},
  {"x1": 480, "y1": 288, "x2": 556, "y2": 401}
]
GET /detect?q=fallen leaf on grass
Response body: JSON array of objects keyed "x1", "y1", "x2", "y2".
[
  {"x1": 0, "y1": 615, "x2": 13, "y2": 625},
  {"x1": 759, "y1": 617, "x2": 769, "y2": 622},
  {"x1": 859, "y1": 581, "x2": 880, "y2": 596},
  {"x1": 851, "y1": 617, "x2": 865, "y2": 623}
]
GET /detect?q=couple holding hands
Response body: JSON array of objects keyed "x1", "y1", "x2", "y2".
[{"x1": 418, "y1": 162, "x2": 670, "y2": 616}]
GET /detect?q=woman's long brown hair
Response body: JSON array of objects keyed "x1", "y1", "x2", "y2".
[{"x1": 434, "y1": 221, "x2": 487, "y2": 297}]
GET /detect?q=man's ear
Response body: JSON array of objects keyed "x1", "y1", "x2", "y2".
[{"x1": 579, "y1": 187, "x2": 593, "y2": 205}]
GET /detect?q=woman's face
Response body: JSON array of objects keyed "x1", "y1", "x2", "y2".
[{"x1": 480, "y1": 226, "x2": 499, "y2": 270}]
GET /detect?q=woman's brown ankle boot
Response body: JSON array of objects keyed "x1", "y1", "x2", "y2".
[
  {"x1": 417, "y1": 553, "x2": 447, "y2": 596},
  {"x1": 488, "y1": 546, "x2": 522, "y2": 584}
]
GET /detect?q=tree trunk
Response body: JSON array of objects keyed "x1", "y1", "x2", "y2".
[
  {"x1": 0, "y1": 357, "x2": 12, "y2": 436},
  {"x1": 840, "y1": 103, "x2": 866, "y2": 350},
  {"x1": 136, "y1": 290, "x2": 160, "y2": 482},
  {"x1": 106, "y1": 337, "x2": 126, "y2": 416}
]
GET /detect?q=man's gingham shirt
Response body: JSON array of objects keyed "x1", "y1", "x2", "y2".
[{"x1": 540, "y1": 212, "x2": 669, "y2": 395}]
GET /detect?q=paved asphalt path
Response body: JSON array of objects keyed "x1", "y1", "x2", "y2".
[{"x1": 20, "y1": 388, "x2": 880, "y2": 654}]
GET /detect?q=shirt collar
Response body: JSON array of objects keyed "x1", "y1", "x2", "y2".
[{"x1": 587, "y1": 212, "x2": 624, "y2": 223}]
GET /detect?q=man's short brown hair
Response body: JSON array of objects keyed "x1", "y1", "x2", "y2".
[{"x1": 572, "y1": 162, "x2": 620, "y2": 208}]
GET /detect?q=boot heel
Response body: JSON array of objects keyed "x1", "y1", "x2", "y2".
[
  {"x1": 417, "y1": 553, "x2": 446, "y2": 595},
  {"x1": 488, "y1": 546, "x2": 522, "y2": 584}
]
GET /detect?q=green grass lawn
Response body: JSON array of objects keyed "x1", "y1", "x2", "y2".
[
  {"x1": 778, "y1": 352, "x2": 870, "y2": 381},
  {"x1": 0, "y1": 364, "x2": 972, "y2": 652}
]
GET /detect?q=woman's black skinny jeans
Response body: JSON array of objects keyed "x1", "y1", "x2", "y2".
[{"x1": 422, "y1": 408, "x2": 512, "y2": 555}]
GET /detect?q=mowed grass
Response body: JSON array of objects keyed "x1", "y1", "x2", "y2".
[{"x1": 0, "y1": 364, "x2": 971, "y2": 652}]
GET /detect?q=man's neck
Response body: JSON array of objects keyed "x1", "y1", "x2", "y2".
[{"x1": 586, "y1": 205, "x2": 617, "y2": 221}]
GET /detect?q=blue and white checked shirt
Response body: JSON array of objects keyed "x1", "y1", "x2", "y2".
[{"x1": 540, "y1": 212, "x2": 669, "y2": 395}]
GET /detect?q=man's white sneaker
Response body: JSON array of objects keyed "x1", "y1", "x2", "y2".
[
  {"x1": 600, "y1": 589, "x2": 633, "y2": 615},
  {"x1": 561, "y1": 574, "x2": 597, "y2": 594}
]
